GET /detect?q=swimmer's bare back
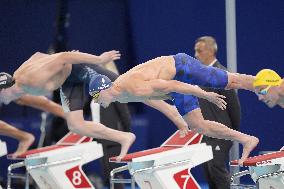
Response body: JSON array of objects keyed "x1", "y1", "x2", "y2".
[
  {"x1": 116, "y1": 56, "x2": 176, "y2": 85},
  {"x1": 13, "y1": 53, "x2": 72, "y2": 93}
]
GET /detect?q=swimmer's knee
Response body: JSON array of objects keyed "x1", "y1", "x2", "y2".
[
  {"x1": 67, "y1": 123, "x2": 77, "y2": 133},
  {"x1": 67, "y1": 123, "x2": 85, "y2": 134},
  {"x1": 66, "y1": 118, "x2": 84, "y2": 133},
  {"x1": 67, "y1": 124, "x2": 76, "y2": 133},
  {"x1": 190, "y1": 120, "x2": 207, "y2": 134}
]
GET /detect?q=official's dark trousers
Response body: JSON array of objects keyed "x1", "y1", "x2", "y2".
[{"x1": 202, "y1": 137, "x2": 233, "y2": 189}]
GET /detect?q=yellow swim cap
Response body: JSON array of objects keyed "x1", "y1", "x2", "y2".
[{"x1": 253, "y1": 69, "x2": 283, "y2": 87}]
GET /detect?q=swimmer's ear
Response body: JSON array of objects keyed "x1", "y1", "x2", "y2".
[{"x1": 0, "y1": 72, "x2": 15, "y2": 89}]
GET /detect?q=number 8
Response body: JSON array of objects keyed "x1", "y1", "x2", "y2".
[{"x1": 72, "y1": 171, "x2": 82, "y2": 185}]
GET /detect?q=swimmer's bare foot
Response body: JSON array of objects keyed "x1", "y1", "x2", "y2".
[
  {"x1": 239, "y1": 136, "x2": 259, "y2": 166},
  {"x1": 116, "y1": 132, "x2": 136, "y2": 162},
  {"x1": 11, "y1": 133, "x2": 35, "y2": 158}
]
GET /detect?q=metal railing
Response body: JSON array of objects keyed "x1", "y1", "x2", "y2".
[
  {"x1": 110, "y1": 165, "x2": 135, "y2": 189},
  {"x1": 256, "y1": 170, "x2": 284, "y2": 183},
  {"x1": 110, "y1": 158, "x2": 194, "y2": 189},
  {"x1": 230, "y1": 170, "x2": 256, "y2": 189},
  {"x1": 7, "y1": 161, "x2": 29, "y2": 189}
]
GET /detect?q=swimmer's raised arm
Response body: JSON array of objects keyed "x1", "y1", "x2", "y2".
[
  {"x1": 128, "y1": 79, "x2": 227, "y2": 110},
  {"x1": 144, "y1": 100, "x2": 189, "y2": 137},
  {"x1": 54, "y1": 50, "x2": 121, "y2": 66},
  {"x1": 15, "y1": 95, "x2": 65, "y2": 118}
]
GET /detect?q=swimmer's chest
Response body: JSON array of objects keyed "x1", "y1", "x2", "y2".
[
  {"x1": 21, "y1": 85, "x2": 50, "y2": 96},
  {"x1": 117, "y1": 91, "x2": 172, "y2": 102}
]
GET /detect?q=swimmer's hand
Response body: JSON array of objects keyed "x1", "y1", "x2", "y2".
[
  {"x1": 205, "y1": 92, "x2": 227, "y2": 110},
  {"x1": 179, "y1": 127, "x2": 189, "y2": 138},
  {"x1": 99, "y1": 50, "x2": 121, "y2": 65}
]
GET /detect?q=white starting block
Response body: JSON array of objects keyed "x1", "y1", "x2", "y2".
[
  {"x1": 109, "y1": 130, "x2": 213, "y2": 189},
  {"x1": 7, "y1": 132, "x2": 103, "y2": 189},
  {"x1": 230, "y1": 148, "x2": 284, "y2": 189},
  {"x1": 0, "y1": 139, "x2": 7, "y2": 157},
  {"x1": 0, "y1": 140, "x2": 7, "y2": 189}
]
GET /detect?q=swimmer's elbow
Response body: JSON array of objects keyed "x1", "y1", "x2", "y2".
[
  {"x1": 14, "y1": 98, "x2": 25, "y2": 105},
  {"x1": 55, "y1": 52, "x2": 75, "y2": 65},
  {"x1": 163, "y1": 80, "x2": 182, "y2": 93},
  {"x1": 148, "y1": 80, "x2": 177, "y2": 93},
  {"x1": 224, "y1": 83, "x2": 233, "y2": 90},
  {"x1": 33, "y1": 52, "x2": 42, "y2": 56}
]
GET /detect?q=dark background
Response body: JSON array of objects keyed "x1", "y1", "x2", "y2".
[{"x1": 0, "y1": 0, "x2": 283, "y2": 184}]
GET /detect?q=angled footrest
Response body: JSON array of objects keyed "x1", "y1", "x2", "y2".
[
  {"x1": 7, "y1": 132, "x2": 103, "y2": 189},
  {"x1": 230, "y1": 149, "x2": 284, "y2": 189},
  {"x1": 0, "y1": 140, "x2": 7, "y2": 157},
  {"x1": 110, "y1": 130, "x2": 212, "y2": 189}
]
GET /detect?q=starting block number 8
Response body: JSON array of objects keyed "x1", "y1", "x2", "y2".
[
  {"x1": 66, "y1": 166, "x2": 92, "y2": 188},
  {"x1": 72, "y1": 171, "x2": 82, "y2": 185}
]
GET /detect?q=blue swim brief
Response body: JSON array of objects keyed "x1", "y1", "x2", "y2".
[
  {"x1": 171, "y1": 92, "x2": 200, "y2": 116},
  {"x1": 170, "y1": 53, "x2": 228, "y2": 116}
]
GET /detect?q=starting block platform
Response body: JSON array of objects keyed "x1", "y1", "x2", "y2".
[
  {"x1": 109, "y1": 130, "x2": 213, "y2": 189},
  {"x1": 230, "y1": 147, "x2": 284, "y2": 189},
  {"x1": 0, "y1": 140, "x2": 7, "y2": 189},
  {"x1": 0, "y1": 139, "x2": 7, "y2": 157},
  {"x1": 7, "y1": 132, "x2": 103, "y2": 189}
]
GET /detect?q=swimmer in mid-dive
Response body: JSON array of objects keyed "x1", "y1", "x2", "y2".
[
  {"x1": 0, "y1": 50, "x2": 135, "y2": 160},
  {"x1": 89, "y1": 53, "x2": 259, "y2": 165}
]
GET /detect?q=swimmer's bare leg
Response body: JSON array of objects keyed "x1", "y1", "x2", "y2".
[
  {"x1": 66, "y1": 111, "x2": 136, "y2": 161},
  {"x1": 79, "y1": 122, "x2": 135, "y2": 161},
  {"x1": 183, "y1": 109, "x2": 259, "y2": 165}
]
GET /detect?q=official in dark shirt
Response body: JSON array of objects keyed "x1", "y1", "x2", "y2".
[{"x1": 194, "y1": 36, "x2": 241, "y2": 189}]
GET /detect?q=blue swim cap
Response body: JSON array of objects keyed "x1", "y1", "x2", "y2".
[
  {"x1": 89, "y1": 74, "x2": 112, "y2": 96},
  {"x1": 0, "y1": 72, "x2": 15, "y2": 89}
]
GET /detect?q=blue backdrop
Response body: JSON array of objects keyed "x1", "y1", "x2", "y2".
[
  {"x1": 128, "y1": 0, "x2": 284, "y2": 151},
  {"x1": 0, "y1": 0, "x2": 283, "y2": 185}
]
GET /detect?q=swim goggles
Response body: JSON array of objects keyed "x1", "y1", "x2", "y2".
[
  {"x1": 258, "y1": 85, "x2": 271, "y2": 95},
  {"x1": 90, "y1": 91, "x2": 100, "y2": 100}
]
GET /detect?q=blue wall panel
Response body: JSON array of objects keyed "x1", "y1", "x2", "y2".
[{"x1": 1, "y1": 0, "x2": 284, "y2": 185}]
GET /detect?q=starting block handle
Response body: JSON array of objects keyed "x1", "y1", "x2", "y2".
[
  {"x1": 230, "y1": 170, "x2": 250, "y2": 184},
  {"x1": 256, "y1": 170, "x2": 284, "y2": 183},
  {"x1": 132, "y1": 158, "x2": 193, "y2": 176},
  {"x1": 230, "y1": 170, "x2": 256, "y2": 189},
  {"x1": 0, "y1": 140, "x2": 7, "y2": 157},
  {"x1": 110, "y1": 165, "x2": 136, "y2": 189},
  {"x1": 26, "y1": 156, "x2": 81, "y2": 170},
  {"x1": 110, "y1": 165, "x2": 129, "y2": 178}
]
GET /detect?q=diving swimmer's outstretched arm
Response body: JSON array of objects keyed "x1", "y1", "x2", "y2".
[
  {"x1": 144, "y1": 100, "x2": 189, "y2": 137},
  {"x1": 128, "y1": 79, "x2": 227, "y2": 110},
  {"x1": 15, "y1": 95, "x2": 65, "y2": 118},
  {"x1": 226, "y1": 72, "x2": 255, "y2": 92},
  {"x1": 0, "y1": 120, "x2": 35, "y2": 158},
  {"x1": 53, "y1": 50, "x2": 121, "y2": 66}
]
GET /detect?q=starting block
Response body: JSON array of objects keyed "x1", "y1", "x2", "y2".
[
  {"x1": 7, "y1": 132, "x2": 103, "y2": 189},
  {"x1": 230, "y1": 148, "x2": 284, "y2": 189},
  {"x1": 0, "y1": 139, "x2": 7, "y2": 157},
  {"x1": 109, "y1": 130, "x2": 213, "y2": 189},
  {"x1": 0, "y1": 140, "x2": 5, "y2": 189}
]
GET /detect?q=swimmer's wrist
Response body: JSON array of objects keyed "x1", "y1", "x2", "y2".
[
  {"x1": 177, "y1": 125, "x2": 187, "y2": 130},
  {"x1": 201, "y1": 91, "x2": 209, "y2": 100}
]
